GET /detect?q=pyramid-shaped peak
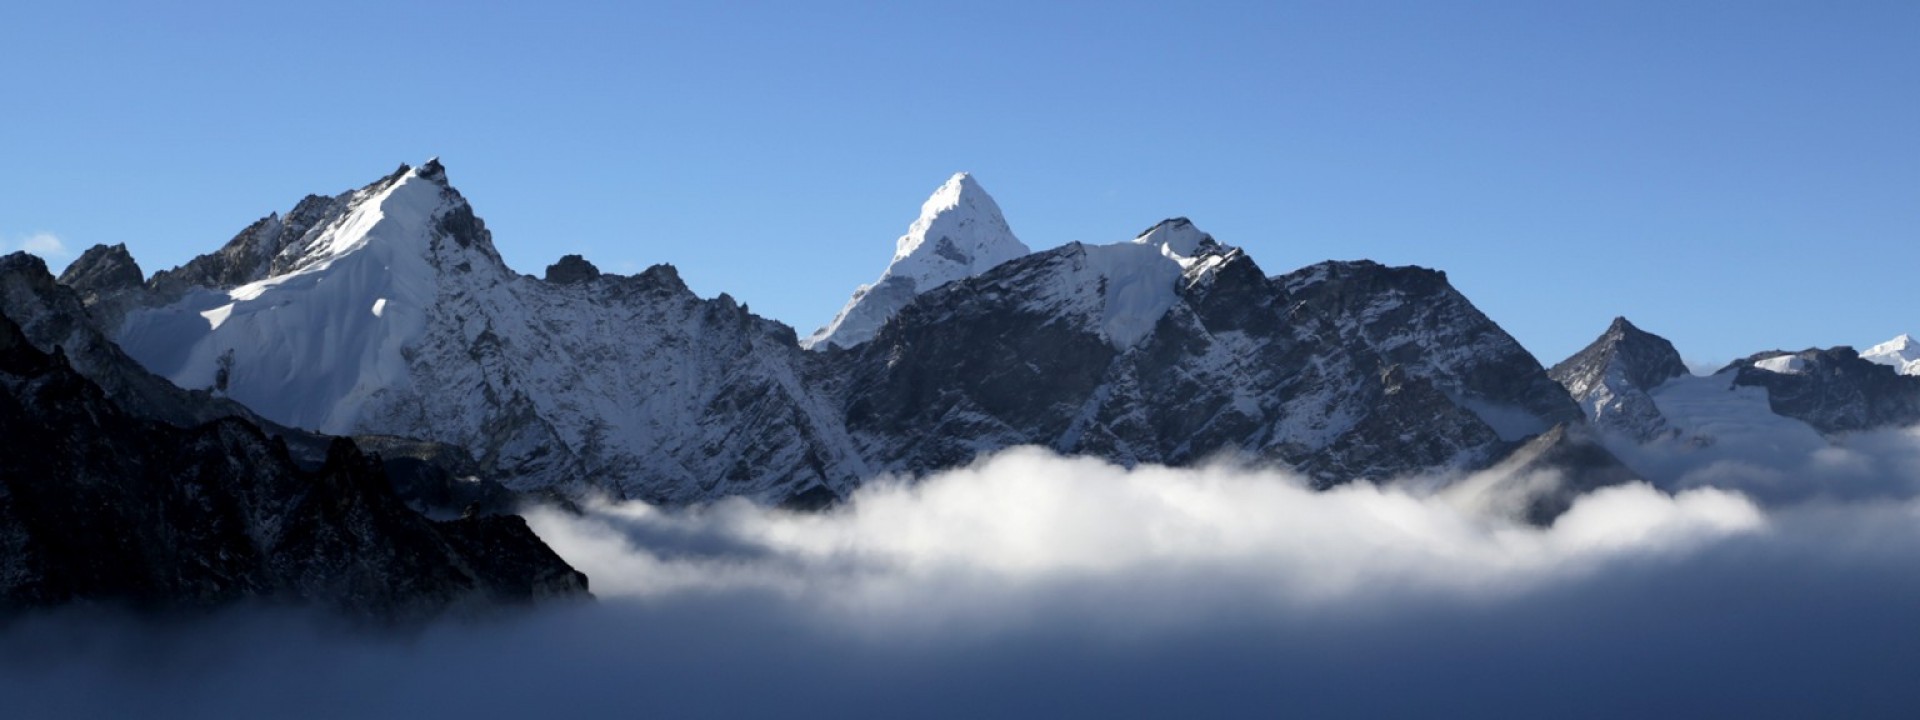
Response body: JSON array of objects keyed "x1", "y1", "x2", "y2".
[
  {"x1": 1862, "y1": 333, "x2": 1920, "y2": 375},
  {"x1": 885, "y1": 172, "x2": 1027, "y2": 286},
  {"x1": 1551, "y1": 316, "x2": 1689, "y2": 395},
  {"x1": 57, "y1": 243, "x2": 146, "y2": 301},
  {"x1": 939, "y1": 170, "x2": 979, "y2": 191},
  {"x1": 899, "y1": 172, "x2": 993, "y2": 237},
  {"x1": 1871, "y1": 333, "x2": 1916, "y2": 349},
  {"x1": 802, "y1": 173, "x2": 1031, "y2": 351},
  {"x1": 1603, "y1": 316, "x2": 1666, "y2": 340},
  {"x1": 167, "y1": 158, "x2": 498, "y2": 289}
]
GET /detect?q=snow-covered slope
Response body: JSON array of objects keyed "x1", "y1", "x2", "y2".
[
  {"x1": 803, "y1": 173, "x2": 1028, "y2": 350},
  {"x1": 1601, "y1": 372, "x2": 1831, "y2": 491},
  {"x1": 995, "y1": 218, "x2": 1219, "y2": 351},
  {"x1": 1862, "y1": 334, "x2": 1920, "y2": 375},
  {"x1": 118, "y1": 161, "x2": 458, "y2": 432},
  {"x1": 110, "y1": 160, "x2": 865, "y2": 502}
]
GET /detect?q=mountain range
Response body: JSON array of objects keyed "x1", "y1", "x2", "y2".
[
  {"x1": 7, "y1": 158, "x2": 1916, "y2": 616},
  {"x1": 56, "y1": 161, "x2": 1612, "y2": 508}
]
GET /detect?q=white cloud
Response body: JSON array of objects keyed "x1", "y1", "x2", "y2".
[
  {"x1": 18, "y1": 232, "x2": 68, "y2": 258},
  {"x1": 7, "y1": 444, "x2": 1920, "y2": 718},
  {"x1": 525, "y1": 447, "x2": 1765, "y2": 628},
  {"x1": 5, "y1": 231, "x2": 70, "y2": 261}
]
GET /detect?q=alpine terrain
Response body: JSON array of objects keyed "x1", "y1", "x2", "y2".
[
  {"x1": 60, "y1": 160, "x2": 1632, "y2": 518},
  {"x1": 1552, "y1": 317, "x2": 1920, "y2": 495},
  {"x1": 0, "y1": 253, "x2": 588, "y2": 619}
]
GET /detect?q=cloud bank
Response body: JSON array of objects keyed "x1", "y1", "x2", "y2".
[
  {"x1": 528, "y1": 448, "x2": 1764, "y2": 620},
  {"x1": 5, "y1": 446, "x2": 1920, "y2": 718}
]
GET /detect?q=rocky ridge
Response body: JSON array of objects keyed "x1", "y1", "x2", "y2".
[
  {"x1": 0, "y1": 297, "x2": 588, "y2": 620},
  {"x1": 1548, "y1": 317, "x2": 1690, "y2": 441},
  {"x1": 74, "y1": 161, "x2": 1625, "y2": 520}
]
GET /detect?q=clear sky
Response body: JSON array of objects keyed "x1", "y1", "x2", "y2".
[{"x1": 2, "y1": 1, "x2": 1914, "y2": 367}]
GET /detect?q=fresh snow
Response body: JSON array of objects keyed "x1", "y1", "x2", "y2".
[
  {"x1": 1862, "y1": 333, "x2": 1920, "y2": 375},
  {"x1": 113, "y1": 161, "x2": 869, "y2": 501},
  {"x1": 1019, "y1": 219, "x2": 1232, "y2": 351},
  {"x1": 1070, "y1": 242, "x2": 1186, "y2": 349},
  {"x1": 1649, "y1": 374, "x2": 1825, "y2": 447},
  {"x1": 803, "y1": 173, "x2": 1029, "y2": 350},
  {"x1": 1752, "y1": 355, "x2": 1808, "y2": 375},
  {"x1": 117, "y1": 166, "x2": 447, "y2": 432},
  {"x1": 1598, "y1": 372, "x2": 1831, "y2": 491}
]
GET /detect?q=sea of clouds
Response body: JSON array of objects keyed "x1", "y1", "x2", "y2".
[{"x1": 6, "y1": 434, "x2": 1920, "y2": 718}]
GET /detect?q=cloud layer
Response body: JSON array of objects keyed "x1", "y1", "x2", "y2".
[
  {"x1": 5, "y1": 446, "x2": 1920, "y2": 718},
  {"x1": 527, "y1": 448, "x2": 1766, "y2": 621}
]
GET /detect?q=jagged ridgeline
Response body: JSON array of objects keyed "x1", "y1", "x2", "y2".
[
  {"x1": 1547, "y1": 315, "x2": 1920, "y2": 497},
  {"x1": 54, "y1": 160, "x2": 1627, "y2": 515},
  {"x1": 0, "y1": 253, "x2": 589, "y2": 620}
]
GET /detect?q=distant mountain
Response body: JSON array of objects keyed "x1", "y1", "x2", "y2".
[
  {"x1": 836, "y1": 217, "x2": 1588, "y2": 488},
  {"x1": 804, "y1": 172, "x2": 1029, "y2": 351},
  {"x1": 1548, "y1": 317, "x2": 1689, "y2": 441},
  {"x1": 1861, "y1": 333, "x2": 1920, "y2": 376},
  {"x1": 0, "y1": 260, "x2": 587, "y2": 620},
  {"x1": 1729, "y1": 347, "x2": 1920, "y2": 434},
  {"x1": 69, "y1": 161, "x2": 1626, "y2": 520},
  {"x1": 85, "y1": 161, "x2": 860, "y2": 504},
  {"x1": 1551, "y1": 319, "x2": 1920, "y2": 495}
]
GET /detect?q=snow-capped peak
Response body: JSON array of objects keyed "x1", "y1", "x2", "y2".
[
  {"x1": 277, "y1": 162, "x2": 452, "y2": 275},
  {"x1": 1132, "y1": 217, "x2": 1213, "y2": 263},
  {"x1": 804, "y1": 172, "x2": 1029, "y2": 350},
  {"x1": 115, "y1": 158, "x2": 504, "y2": 433},
  {"x1": 883, "y1": 172, "x2": 1027, "y2": 290},
  {"x1": 1862, "y1": 333, "x2": 1920, "y2": 375}
]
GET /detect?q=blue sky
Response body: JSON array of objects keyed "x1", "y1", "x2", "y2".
[{"x1": 2, "y1": 1, "x2": 1914, "y2": 366}]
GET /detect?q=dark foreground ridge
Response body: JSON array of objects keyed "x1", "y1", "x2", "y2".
[{"x1": 0, "y1": 261, "x2": 588, "y2": 622}]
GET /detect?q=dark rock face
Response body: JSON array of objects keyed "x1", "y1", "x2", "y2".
[
  {"x1": 1482, "y1": 424, "x2": 1643, "y2": 525},
  {"x1": 149, "y1": 194, "x2": 340, "y2": 301},
  {"x1": 0, "y1": 310, "x2": 588, "y2": 620},
  {"x1": 836, "y1": 248, "x2": 1123, "y2": 474},
  {"x1": 56, "y1": 243, "x2": 144, "y2": 305},
  {"x1": 2, "y1": 252, "x2": 259, "y2": 429},
  {"x1": 2, "y1": 256, "x2": 588, "y2": 619},
  {"x1": 1552, "y1": 317, "x2": 1689, "y2": 397},
  {"x1": 545, "y1": 254, "x2": 602, "y2": 284},
  {"x1": 1731, "y1": 348, "x2": 1920, "y2": 434},
  {"x1": 833, "y1": 244, "x2": 1587, "y2": 490},
  {"x1": 1550, "y1": 317, "x2": 1690, "y2": 441},
  {"x1": 9, "y1": 252, "x2": 527, "y2": 518},
  {"x1": 352, "y1": 434, "x2": 529, "y2": 519}
]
